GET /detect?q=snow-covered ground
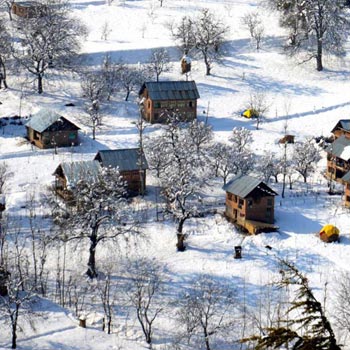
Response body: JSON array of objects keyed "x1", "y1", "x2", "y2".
[{"x1": 1, "y1": 0, "x2": 350, "y2": 348}]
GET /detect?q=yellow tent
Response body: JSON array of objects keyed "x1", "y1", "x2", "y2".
[
  {"x1": 319, "y1": 224, "x2": 340, "y2": 243},
  {"x1": 241, "y1": 109, "x2": 258, "y2": 119}
]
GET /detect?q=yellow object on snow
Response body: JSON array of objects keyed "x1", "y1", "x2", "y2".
[
  {"x1": 241, "y1": 109, "x2": 258, "y2": 118},
  {"x1": 319, "y1": 224, "x2": 340, "y2": 243}
]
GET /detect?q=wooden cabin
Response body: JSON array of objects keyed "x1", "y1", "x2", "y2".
[
  {"x1": 331, "y1": 120, "x2": 350, "y2": 139},
  {"x1": 94, "y1": 148, "x2": 148, "y2": 196},
  {"x1": 279, "y1": 134, "x2": 295, "y2": 144},
  {"x1": 325, "y1": 135, "x2": 350, "y2": 183},
  {"x1": 341, "y1": 172, "x2": 350, "y2": 208},
  {"x1": 138, "y1": 81, "x2": 200, "y2": 124},
  {"x1": 26, "y1": 109, "x2": 80, "y2": 149},
  {"x1": 53, "y1": 160, "x2": 101, "y2": 200},
  {"x1": 12, "y1": 1, "x2": 46, "y2": 18},
  {"x1": 223, "y1": 174, "x2": 278, "y2": 234}
]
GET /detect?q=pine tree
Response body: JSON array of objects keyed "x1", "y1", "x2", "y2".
[{"x1": 245, "y1": 259, "x2": 341, "y2": 350}]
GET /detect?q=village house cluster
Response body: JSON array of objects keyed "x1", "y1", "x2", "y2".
[{"x1": 6, "y1": 77, "x2": 350, "y2": 238}]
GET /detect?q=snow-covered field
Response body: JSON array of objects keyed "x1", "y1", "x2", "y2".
[{"x1": 1, "y1": 0, "x2": 350, "y2": 349}]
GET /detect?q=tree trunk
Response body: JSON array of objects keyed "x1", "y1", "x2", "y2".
[
  {"x1": 316, "y1": 39, "x2": 323, "y2": 71},
  {"x1": 125, "y1": 89, "x2": 130, "y2": 101},
  {"x1": 38, "y1": 75, "x2": 43, "y2": 94},
  {"x1": 87, "y1": 233, "x2": 98, "y2": 278},
  {"x1": 203, "y1": 53, "x2": 211, "y2": 75},
  {"x1": 12, "y1": 322, "x2": 17, "y2": 349},
  {"x1": 176, "y1": 219, "x2": 186, "y2": 251},
  {"x1": 0, "y1": 58, "x2": 8, "y2": 89}
]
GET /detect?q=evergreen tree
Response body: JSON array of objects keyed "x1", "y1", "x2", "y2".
[{"x1": 245, "y1": 259, "x2": 341, "y2": 349}]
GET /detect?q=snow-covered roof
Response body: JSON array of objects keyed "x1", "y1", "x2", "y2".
[
  {"x1": 326, "y1": 135, "x2": 350, "y2": 161},
  {"x1": 54, "y1": 160, "x2": 101, "y2": 188},
  {"x1": 94, "y1": 149, "x2": 148, "y2": 172},
  {"x1": 139, "y1": 81, "x2": 200, "y2": 101},
  {"x1": 26, "y1": 109, "x2": 80, "y2": 133},
  {"x1": 223, "y1": 174, "x2": 277, "y2": 198},
  {"x1": 331, "y1": 119, "x2": 350, "y2": 133}
]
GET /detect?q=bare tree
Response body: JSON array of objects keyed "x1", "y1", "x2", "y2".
[
  {"x1": 126, "y1": 258, "x2": 164, "y2": 347},
  {"x1": 97, "y1": 272, "x2": 115, "y2": 334},
  {"x1": 241, "y1": 12, "x2": 265, "y2": 51},
  {"x1": 1, "y1": 0, "x2": 15, "y2": 20},
  {"x1": 0, "y1": 225, "x2": 35, "y2": 349},
  {"x1": 177, "y1": 274, "x2": 236, "y2": 350},
  {"x1": 0, "y1": 19, "x2": 11, "y2": 89},
  {"x1": 267, "y1": 0, "x2": 350, "y2": 71},
  {"x1": 146, "y1": 116, "x2": 213, "y2": 251},
  {"x1": 13, "y1": 0, "x2": 87, "y2": 93},
  {"x1": 293, "y1": 138, "x2": 321, "y2": 183},
  {"x1": 0, "y1": 162, "x2": 10, "y2": 194},
  {"x1": 117, "y1": 64, "x2": 149, "y2": 101},
  {"x1": 53, "y1": 167, "x2": 137, "y2": 278},
  {"x1": 334, "y1": 271, "x2": 350, "y2": 336},
  {"x1": 172, "y1": 9, "x2": 228, "y2": 75},
  {"x1": 245, "y1": 91, "x2": 269, "y2": 130},
  {"x1": 80, "y1": 70, "x2": 108, "y2": 139},
  {"x1": 148, "y1": 48, "x2": 170, "y2": 82},
  {"x1": 100, "y1": 21, "x2": 112, "y2": 41}
]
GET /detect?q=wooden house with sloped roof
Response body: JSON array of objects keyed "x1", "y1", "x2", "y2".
[
  {"x1": 12, "y1": 1, "x2": 46, "y2": 18},
  {"x1": 26, "y1": 109, "x2": 80, "y2": 149},
  {"x1": 53, "y1": 160, "x2": 101, "y2": 200},
  {"x1": 223, "y1": 174, "x2": 278, "y2": 234},
  {"x1": 325, "y1": 135, "x2": 350, "y2": 183},
  {"x1": 138, "y1": 81, "x2": 200, "y2": 123},
  {"x1": 94, "y1": 148, "x2": 148, "y2": 195},
  {"x1": 331, "y1": 119, "x2": 350, "y2": 139}
]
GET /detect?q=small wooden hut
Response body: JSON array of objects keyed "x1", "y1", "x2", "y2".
[
  {"x1": 26, "y1": 109, "x2": 80, "y2": 149},
  {"x1": 331, "y1": 120, "x2": 350, "y2": 140},
  {"x1": 181, "y1": 55, "x2": 191, "y2": 74},
  {"x1": 223, "y1": 174, "x2": 278, "y2": 234},
  {"x1": 53, "y1": 160, "x2": 101, "y2": 200},
  {"x1": 12, "y1": 1, "x2": 46, "y2": 18},
  {"x1": 94, "y1": 148, "x2": 148, "y2": 196}
]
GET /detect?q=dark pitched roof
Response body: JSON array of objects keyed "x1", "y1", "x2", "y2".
[
  {"x1": 26, "y1": 109, "x2": 80, "y2": 133},
  {"x1": 223, "y1": 174, "x2": 278, "y2": 198},
  {"x1": 139, "y1": 81, "x2": 200, "y2": 101},
  {"x1": 331, "y1": 120, "x2": 350, "y2": 134},
  {"x1": 54, "y1": 160, "x2": 101, "y2": 188},
  {"x1": 325, "y1": 135, "x2": 350, "y2": 160},
  {"x1": 342, "y1": 171, "x2": 350, "y2": 183},
  {"x1": 94, "y1": 149, "x2": 148, "y2": 172}
]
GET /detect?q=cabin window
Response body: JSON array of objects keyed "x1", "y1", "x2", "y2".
[
  {"x1": 238, "y1": 198, "x2": 244, "y2": 209},
  {"x1": 161, "y1": 102, "x2": 168, "y2": 108},
  {"x1": 266, "y1": 207, "x2": 272, "y2": 218},
  {"x1": 267, "y1": 198, "x2": 273, "y2": 206},
  {"x1": 233, "y1": 195, "x2": 237, "y2": 202},
  {"x1": 247, "y1": 199, "x2": 253, "y2": 208},
  {"x1": 227, "y1": 193, "x2": 233, "y2": 201},
  {"x1": 34, "y1": 131, "x2": 40, "y2": 140},
  {"x1": 69, "y1": 132, "x2": 76, "y2": 140},
  {"x1": 154, "y1": 102, "x2": 161, "y2": 108},
  {"x1": 189, "y1": 101, "x2": 193, "y2": 108},
  {"x1": 169, "y1": 102, "x2": 176, "y2": 109},
  {"x1": 177, "y1": 102, "x2": 185, "y2": 108}
]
